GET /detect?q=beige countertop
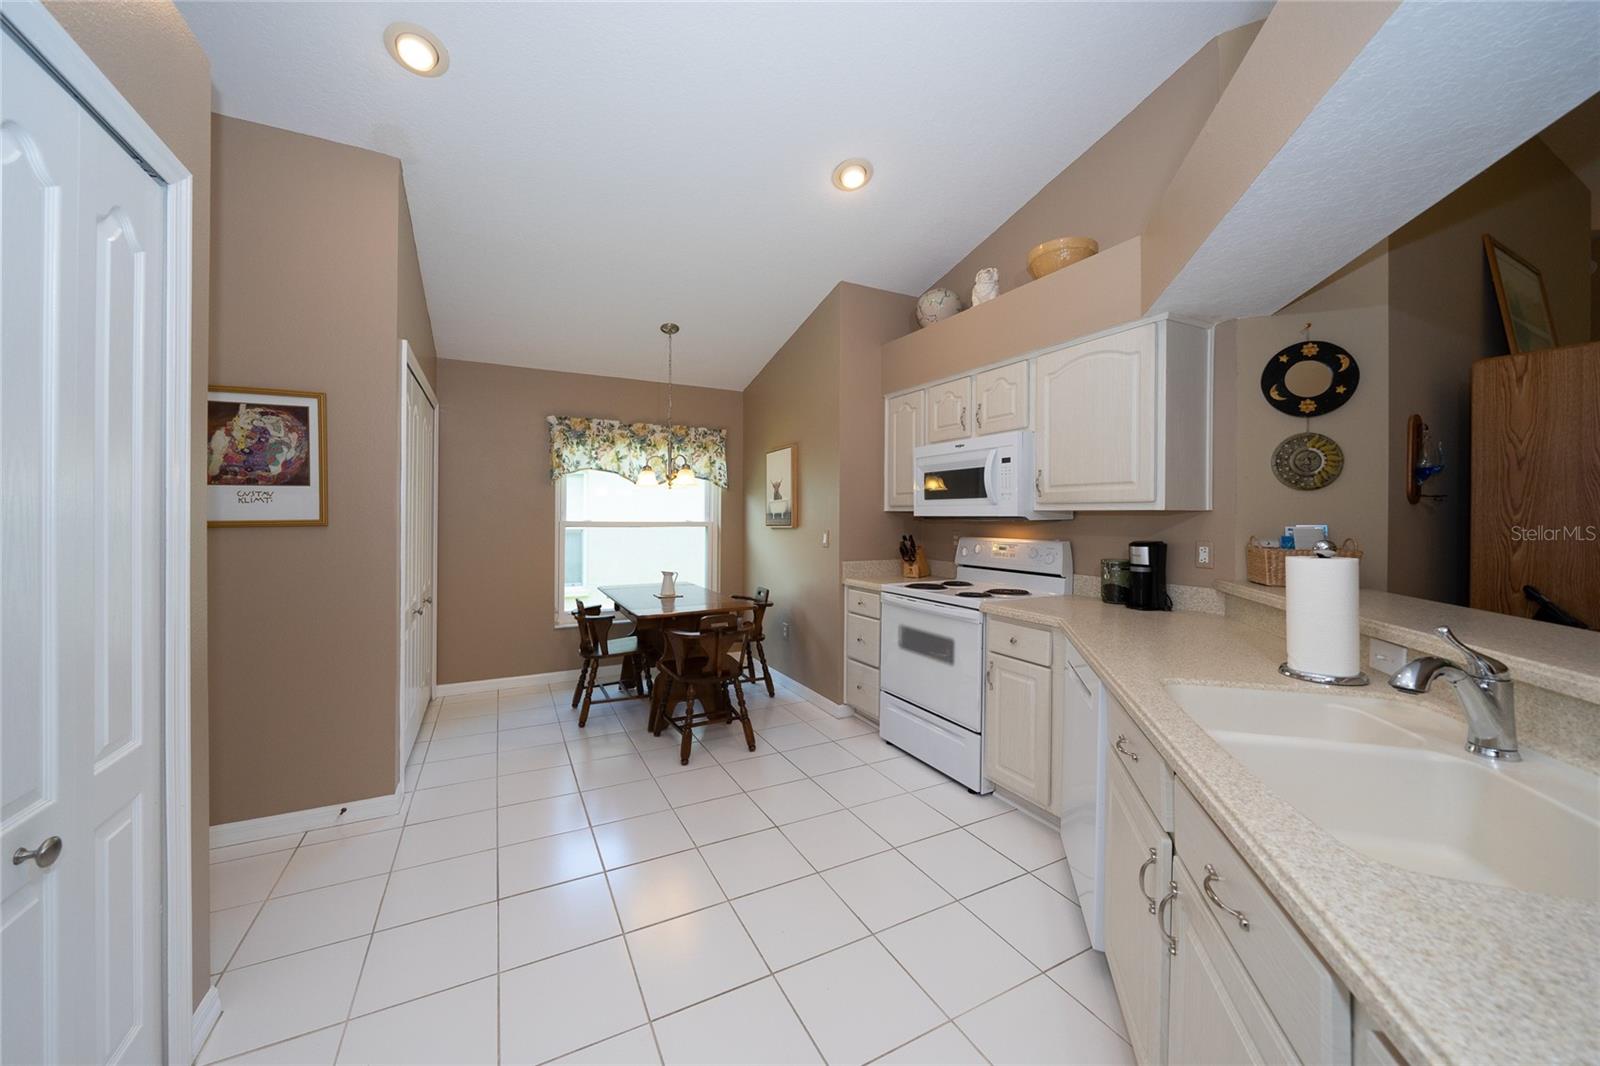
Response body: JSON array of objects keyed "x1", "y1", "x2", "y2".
[
  {"x1": 1217, "y1": 580, "x2": 1600, "y2": 705},
  {"x1": 982, "y1": 595, "x2": 1599, "y2": 1065}
]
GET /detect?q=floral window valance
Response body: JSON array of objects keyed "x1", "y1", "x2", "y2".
[{"x1": 547, "y1": 415, "x2": 729, "y2": 489}]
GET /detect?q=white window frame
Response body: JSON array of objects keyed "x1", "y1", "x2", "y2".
[{"x1": 552, "y1": 471, "x2": 721, "y2": 627}]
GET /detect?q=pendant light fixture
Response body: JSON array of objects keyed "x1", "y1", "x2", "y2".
[{"x1": 638, "y1": 323, "x2": 694, "y2": 488}]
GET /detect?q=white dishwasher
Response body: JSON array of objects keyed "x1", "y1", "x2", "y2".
[{"x1": 1058, "y1": 643, "x2": 1108, "y2": 951}]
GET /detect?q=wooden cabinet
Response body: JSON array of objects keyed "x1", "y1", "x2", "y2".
[
  {"x1": 1168, "y1": 860, "x2": 1298, "y2": 1066},
  {"x1": 925, "y1": 378, "x2": 972, "y2": 443},
  {"x1": 983, "y1": 650, "x2": 1053, "y2": 805},
  {"x1": 1033, "y1": 318, "x2": 1212, "y2": 511},
  {"x1": 973, "y1": 361, "x2": 1028, "y2": 434},
  {"x1": 884, "y1": 390, "x2": 924, "y2": 511},
  {"x1": 1105, "y1": 756, "x2": 1173, "y2": 1066}
]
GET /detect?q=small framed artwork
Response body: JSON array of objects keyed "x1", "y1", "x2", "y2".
[
  {"x1": 765, "y1": 443, "x2": 797, "y2": 528},
  {"x1": 206, "y1": 386, "x2": 328, "y2": 526},
  {"x1": 1483, "y1": 235, "x2": 1558, "y2": 354}
]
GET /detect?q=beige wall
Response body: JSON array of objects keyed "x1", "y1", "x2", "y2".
[
  {"x1": 46, "y1": 0, "x2": 214, "y2": 1006},
  {"x1": 209, "y1": 116, "x2": 419, "y2": 823},
  {"x1": 929, "y1": 23, "x2": 1258, "y2": 301},
  {"x1": 1386, "y1": 138, "x2": 1592, "y2": 603},
  {"x1": 838, "y1": 285, "x2": 920, "y2": 563},
  {"x1": 436, "y1": 360, "x2": 744, "y2": 684},
  {"x1": 742, "y1": 294, "x2": 843, "y2": 699},
  {"x1": 397, "y1": 178, "x2": 437, "y2": 389},
  {"x1": 1232, "y1": 245, "x2": 1392, "y2": 587}
]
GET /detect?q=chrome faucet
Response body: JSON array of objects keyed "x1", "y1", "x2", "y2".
[{"x1": 1390, "y1": 626, "x2": 1519, "y2": 761}]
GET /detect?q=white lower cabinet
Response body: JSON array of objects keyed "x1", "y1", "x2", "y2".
[
  {"x1": 1105, "y1": 756, "x2": 1173, "y2": 1066},
  {"x1": 842, "y1": 586, "x2": 883, "y2": 721},
  {"x1": 983, "y1": 650, "x2": 1053, "y2": 806}
]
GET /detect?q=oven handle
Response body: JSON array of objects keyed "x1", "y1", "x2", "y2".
[{"x1": 881, "y1": 593, "x2": 987, "y2": 624}]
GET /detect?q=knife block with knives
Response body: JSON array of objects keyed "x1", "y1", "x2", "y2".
[{"x1": 898, "y1": 534, "x2": 931, "y2": 578}]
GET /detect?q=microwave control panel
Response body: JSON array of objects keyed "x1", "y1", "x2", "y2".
[{"x1": 997, "y1": 455, "x2": 1014, "y2": 495}]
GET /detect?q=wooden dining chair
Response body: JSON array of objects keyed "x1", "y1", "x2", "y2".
[
  {"x1": 650, "y1": 617, "x2": 755, "y2": 765},
  {"x1": 731, "y1": 586, "x2": 775, "y2": 696},
  {"x1": 570, "y1": 600, "x2": 647, "y2": 727}
]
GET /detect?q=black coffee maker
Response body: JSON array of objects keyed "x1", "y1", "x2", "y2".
[{"x1": 1126, "y1": 540, "x2": 1171, "y2": 611}]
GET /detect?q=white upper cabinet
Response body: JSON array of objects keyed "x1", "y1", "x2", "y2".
[
  {"x1": 884, "y1": 389, "x2": 924, "y2": 511},
  {"x1": 973, "y1": 361, "x2": 1028, "y2": 435},
  {"x1": 925, "y1": 377, "x2": 972, "y2": 443},
  {"x1": 1034, "y1": 318, "x2": 1212, "y2": 511}
]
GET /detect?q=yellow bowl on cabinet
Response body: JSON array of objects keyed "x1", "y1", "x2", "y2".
[{"x1": 1027, "y1": 237, "x2": 1099, "y2": 279}]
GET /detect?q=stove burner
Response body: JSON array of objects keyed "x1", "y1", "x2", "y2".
[
  {"x1": 905, "y1": 582, "x2": 947, "y2": 590},
  {"x1": 956, "y1": 591, "x2": 992, "y2": 598},
  {"x1": 940, "y1": 580, "x2": 973, "y2": 587},
  {"x1": 988, "y1": 588, "x2": 1031, "y2": 596}
]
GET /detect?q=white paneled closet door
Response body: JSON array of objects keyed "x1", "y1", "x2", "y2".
[
  {"x1": 401, "y1": 362, "x2": 437, "y2": 759},
  {"x1": 2, "y1": 29, "x2": 167, "y2": 1065}
]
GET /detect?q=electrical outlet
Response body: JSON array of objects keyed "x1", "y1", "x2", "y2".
[
  {"x1": 1196, "y1": 542, "x2": 1213, "y2": 569},
  {"x1": 782, "y1": 621, "x2": 791, "y2": 640}
]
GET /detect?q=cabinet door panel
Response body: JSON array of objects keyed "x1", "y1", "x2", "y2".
[
  {"x1": 1036, "y1": 324, "x2": 1157, "y2": 504},
  {"x1": 885, "y1": 391, "x2": 924, "y2": 510},
  {"x1": 974, "y1": 362, "x2": 1028, "y2": 434},
  {"x1": 925, "y1": 378, "x2": 972, "y2": 443},
  {"x1": 1104, "y1": 757, "x2": 1171, "y2": 1066},
  {"x1": 983, "y1": 653, "x2": 1052, "y2": 805}
]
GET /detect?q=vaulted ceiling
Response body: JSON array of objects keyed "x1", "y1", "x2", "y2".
[{"x1": 181, "y1": 1, "x2": 1270, "y2": 387}]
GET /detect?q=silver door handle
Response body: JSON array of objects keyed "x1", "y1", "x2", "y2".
[
  {"x1": 13, "y1": 836, "x2": 62, "y2": 868},
  {"x1": 975, "y1": 403, "x2": 983, "y2": 429},
  {"x1": 1114, "y1": 734, "x2": 1140, "y2": 762},
  {"x1": 1035, "y1": 470, "x2": 1042, "y2": 495},
  {"x1": 986, "y1": 661, "x2": 994, "y2": 689},
  {"x1": 1202, "y1": 864, "x2": 1250, "y2": 930},
  {"x1": 1158, "y1": 880, "x2": 1179, "y2": 956},
  {"x1": 1137, "y1": 847, "x2": 1158, "y2": 913},
  {"x1": 422, "y1": 596, "x2": 433, "y2": 605},
  {"x1": 960, "y1": 406, "x2": 966, "y2": 431},
  {"x1": 411, "y1": 606, "x2": 424, "y2": 617}
]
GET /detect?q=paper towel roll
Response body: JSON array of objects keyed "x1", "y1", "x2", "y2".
[{"x1": 1284, "y1": 555, "x2": 1361, "y2": 679}]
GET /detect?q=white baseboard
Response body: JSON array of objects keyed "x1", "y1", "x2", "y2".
[
  {"x1": 434, "y1": 664, "x2": 619, "y2": 698},
  {"x1": 209, "y1": 783, "x2": 406, "y2": 849},
  {"x1": 192, "y1": 985, "x2": 222, "y2": 1054},
  {"x1": 769, "y1": 668, "x2": 854, "y2": 719}
]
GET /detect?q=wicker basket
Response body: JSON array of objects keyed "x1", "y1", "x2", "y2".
[{"x1": 1245, "y1": 537, "x2": 1363, "y2": 587}]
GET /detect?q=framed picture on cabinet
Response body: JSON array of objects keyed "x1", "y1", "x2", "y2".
[
  {"x1": 206, "y1": 386, "x2": 328, "y2": 526},
  {"x1": 1483, "y1": 235, "x2": 1558, "y2": 354},
  {"x1": 765, "y1": 444, "x2": 797, "y2": 528}
]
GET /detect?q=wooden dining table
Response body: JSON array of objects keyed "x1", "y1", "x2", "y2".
[{"x1": 598, "y1": 582, "x2": 755, "y2": 704}]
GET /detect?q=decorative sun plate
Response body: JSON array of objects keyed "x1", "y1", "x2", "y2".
[
  {"x1": 1272, "y1": 432, "x2": 1345, "y2": 491},
  {"x1": 1260, "y1": 339, "x2": 1359, "y2": 417}
]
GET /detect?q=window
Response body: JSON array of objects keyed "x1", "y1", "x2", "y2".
[{"x1": 554, "y1": 470, "x2": 719, "y2": 624}]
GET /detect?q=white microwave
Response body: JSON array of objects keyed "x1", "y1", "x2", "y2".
[{"x1": 912, "y1": 430, "x2": 1061, "y2": 519}]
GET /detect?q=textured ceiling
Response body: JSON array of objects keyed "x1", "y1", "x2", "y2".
[
  {"x1": 180, "y1": 1, "x2": 1269, "y2": 387},
  {"x1": 1151, "y1": 0, "x2": 1600, "y2": 322}
]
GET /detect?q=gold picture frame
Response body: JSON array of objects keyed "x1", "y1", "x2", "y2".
[
  {"x1": 206, "y1": 386, "x2": 329, "y2": 527},
  {"x1": 764, "y1": 443, "x2": 798, "y2": 528},
  {"x1": 1483, "y1": 234, "x2": 1559, "y2": 354}
]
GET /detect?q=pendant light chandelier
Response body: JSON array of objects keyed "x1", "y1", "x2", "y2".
[{"x1": 638, "y1": 322, "x2": 696, "y2": 488}]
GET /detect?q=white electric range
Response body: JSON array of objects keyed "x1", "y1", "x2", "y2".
[{"x1": 878, "y1": 537, "x2": 1072, "y2": 792}]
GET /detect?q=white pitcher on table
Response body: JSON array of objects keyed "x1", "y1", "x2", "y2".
[{"x1": 659, "y1": 570, "x2": 678, "y2": 597}]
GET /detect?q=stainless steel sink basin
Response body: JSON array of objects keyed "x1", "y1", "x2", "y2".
[{"x1": 1166, "y1": 684, "x2": 1600, "y2": 900}]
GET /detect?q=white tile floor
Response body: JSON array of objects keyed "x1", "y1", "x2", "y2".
[{"x1": 201, "y1": 680, "x2": 1129, "y2": 1065}]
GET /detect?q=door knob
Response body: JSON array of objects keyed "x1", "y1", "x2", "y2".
[{"x1": 12, "y1": 836, "x2": 63, "y2": 868}]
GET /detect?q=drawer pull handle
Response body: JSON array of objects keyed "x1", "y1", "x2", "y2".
[
  {"x1": 1137, "y1": 847, "x2": 1158, "y2": 914},
  {"x1": 986, "y1": 661, "x2": 994, "y2": 689},
  {"x1": 1008, "y1": 636, "x2": 1018, "y2": 645},
  {"x1": 1114, "y1": 735, "x2": 1140, "y2": 762},
  {"x1": 1202, "y1": 864, "x2": 1250, "y2": 930},
  {"x1": 1157, "y1": 880, "x2": 1179, "y2": 956}
]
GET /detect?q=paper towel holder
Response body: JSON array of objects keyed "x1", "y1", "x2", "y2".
[{"x1": 1278, "y1": 663, "x2": 1370, "y2": 687}]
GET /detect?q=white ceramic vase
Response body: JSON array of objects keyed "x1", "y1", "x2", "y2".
[
  {"x1": 916, "y1": 287, "x2": 962, "y2": 328},
  {"x1": 972, "y1": 267, "x2": 999, "y2": 306}
]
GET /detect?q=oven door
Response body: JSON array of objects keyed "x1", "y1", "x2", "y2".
[
  {"x1": 878, "y1": 593, "x2": 985, "y2": 732},
  {"x1": 913, "y1": 445, "x2": 1003, "y2": 517}
]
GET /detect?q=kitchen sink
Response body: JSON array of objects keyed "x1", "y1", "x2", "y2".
[{"x1": 1166, "y1": 684, "x2": 1600, "y2": 900}]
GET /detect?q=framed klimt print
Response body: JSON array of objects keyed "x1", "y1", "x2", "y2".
[
  {"x1": 1483, "y1": 235, "x2": 1558, "y2": 354},
  {"x1": 765, "y1": 443, "x2": 797, "y2": 528},
  {"x1": 206, "y1": 386, "x2": 328, "y2": 526}
]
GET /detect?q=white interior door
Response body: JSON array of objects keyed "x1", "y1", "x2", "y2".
[
  {"x1": 400, "y1": 362, "x2": 437, "y2": 761},
  {"x1": 3, "y1": 29, "x2": 167, "y2": 1064}
]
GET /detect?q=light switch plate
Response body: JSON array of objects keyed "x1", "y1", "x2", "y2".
[{"x1": 1370, "y1": 637, "x2": 1409, "y2": 677}]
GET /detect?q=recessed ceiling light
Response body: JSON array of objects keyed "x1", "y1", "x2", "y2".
[
  {"x1": 832, "y1": 158, "x2": 872, "y2": 192},
  {"x1": 385, "y1": 23, "x2": 449, "y2": 77}
]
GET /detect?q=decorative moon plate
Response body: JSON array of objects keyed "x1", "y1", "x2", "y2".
[
  {"x1": 1272, "y1": 432, "x2": 1344, "y2": 491},
  {"x1": 1260, "y1": 340, "x2": 1359, "y2": 417}
]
